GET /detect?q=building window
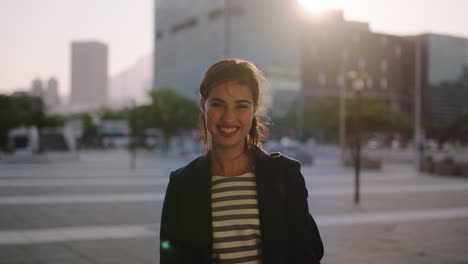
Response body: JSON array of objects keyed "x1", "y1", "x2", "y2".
[
  {"x1": 395, "y1": 44, "x2": 402, "y2": 57},
  {"x1": 309, "y1": 46, "x2": 318, "y2": 57},
  {"x1": 358, "y1": 57, "x2": 366, "y2": 70},
  {"x1": 156, "y1": 30, "x2": 164, "y2": 40},
  {"x1": 380, "y1": 77, "x2": 388, "y2": 89},
  {"x1": 321, "y1": 30, "x2": 328, "y2": 40},
  {"x1": 172, "y1": 17, "x2": 198, "y2": 33},
  {"x1": 366, "y1": 78, "x2": 373, "y2": 89},
  {"x1": 230, "y1": 7, "x2": 245, "y2": 16},
  {"x1": 380, "y1": 59, "x2": 388, "y2": 73},
  {"x1": 210, "y1": 6, "x2": 244, "y2": 20},
  {"x1": 209, "y1": 8, "x2": 224, "y2": 20},
  {"x1": 340, "y1": 48, "x2": 349, "y2": 60},
  {"x1": 336, "y1": 74, "x2": 344, "y2": 87},
  {"x1": 380, "y1": 36, "x2": 388, "y2": 47},
  {"x1": 318, "y1": 72, "x2": 327, "y2": 86},
  {"x1": 352, "y1": 31, "x2": 360, "y2": 43}
]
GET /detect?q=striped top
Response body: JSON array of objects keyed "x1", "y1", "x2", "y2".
[{"x1": 211, "y1": 172, "x2": 263, "y2": 264}]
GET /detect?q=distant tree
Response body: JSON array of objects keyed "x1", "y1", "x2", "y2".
[
  {"x1": 271, "y1": 96, "x2": 411, "y2": 143},
  {"x1": 426, "y1": 109, "x2": 468, "y2": 144},
  {"x1": 98, "y1": 108, "x2": 129, "y2": 120},
  {"x1": 149, "y1": 89, "x2": 198, "y2": 146},
  {"x1": 0, "y1": 93, "x2": 47, "y2": 151}
]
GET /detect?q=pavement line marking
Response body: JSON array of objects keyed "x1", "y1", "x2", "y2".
[
  {"x1": 0, "y1": 194, "x2": 166, "y2": 204},
  {"x1": 0, "y1": 174, "x2": 455, "y2": 187},
  {"x1": 316, "y1": 207, "x2": 468, "y2": 227},
  {"x1": 0, "y1": 224, "x2": 157, "y2": 245},
  {"x1": 1, "y1": 207, "x2": 468, "y2": 245},
  {"x1": 308, "y1": 182, "x2": 468, "y2": 195},
  {"x1": 1, "y1": 183, "x2": 468, "y2": 205},
  {"x1": 0, "y1": 178, "x2": 169, "y2": 187}
]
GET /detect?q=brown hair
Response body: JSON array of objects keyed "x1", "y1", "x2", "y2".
[{"x1": 198, "y1": 59, "x2": 268, "y2": 153}]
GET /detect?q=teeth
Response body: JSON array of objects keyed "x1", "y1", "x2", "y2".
[{"x1": 220, "y1": 127, "x2": 237, "y2": 133}]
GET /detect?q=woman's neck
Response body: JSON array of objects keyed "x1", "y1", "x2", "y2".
[{"x1": 210, "y1": 145, "x2": 254, "y2": 177}]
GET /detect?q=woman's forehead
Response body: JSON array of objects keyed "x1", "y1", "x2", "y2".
[{"x1": 207, "y1": 80, "x2": 253, "y2": 102}]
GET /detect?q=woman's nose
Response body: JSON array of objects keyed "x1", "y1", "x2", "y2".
[{"x1": 221, "y1": 106, "x2": 236, "y2": 122}]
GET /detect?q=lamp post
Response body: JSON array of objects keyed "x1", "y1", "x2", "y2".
[
  {"x1": 348, "y1": 70, "x2": 367, "y2": 204},
  {"x1": 339, "y1": 49, "x2": 349, "y2": 163},
  {"x1": 224, "y1": 0, "x2": 231, "y2": 58},
  {"x1": 129, "y1": 99, "x2": 136, "y2": 171}
]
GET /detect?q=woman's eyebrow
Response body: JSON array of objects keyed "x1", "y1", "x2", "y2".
[
  {"x1": 235, "y1": 99, "x2": 252, "y2": 105},
  {"x1": 208, "y1": 98, "x2": 225, "y2": 103}
]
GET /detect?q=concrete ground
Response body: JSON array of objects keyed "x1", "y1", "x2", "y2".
[{"x1": 0, "y1": 147, "x2": 467, "y2": 264}]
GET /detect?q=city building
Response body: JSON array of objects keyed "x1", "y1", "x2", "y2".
[
  {"x1": 300, "y1": 10, "x2": 412, "y2": 115},
  {"x1": 412, "y1": 34, "x2": 468, "y2": 125},
  {"x1": 30, "y1": 78, "x2": 44, "y2": 98},
  {"x1": 44, "y1": 77, "x2": 60, "y2": 109},
  {"x1": 154, "y1": 0, "x2": 302, "y2": 100},
  {"x1": 70, "y1": 41, "x2": 108, "y2": 108},
  {"x1": 154, "y1": 1, "x2": 468, "y2": 129}
]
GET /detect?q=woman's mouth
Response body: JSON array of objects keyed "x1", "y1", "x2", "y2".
[{"x1": 218, "y1": 126, "x2": 239, "y2": 136}]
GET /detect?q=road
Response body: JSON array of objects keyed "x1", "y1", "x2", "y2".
[{"x1": 0, "y1": 148, "x2": 467, "y2": 263}]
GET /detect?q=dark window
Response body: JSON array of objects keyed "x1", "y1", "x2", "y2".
[
  {"x1": 172, "y1": 17, "x2": 198, "y2": 33},
  {"x1": 230, "y1": 7, "x2": 245, "y2": 16},
  {"x1": 209, "y1": 7, "x2": 244, "y2": 21},
  {"x1": 209, "y1": 8, "x2": 224, "y2": 20},
  {"x1": 156, "y1": 30, "x2": 164, "y2": 39}
]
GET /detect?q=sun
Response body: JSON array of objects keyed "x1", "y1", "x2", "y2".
[{"x1": 297, "y1": 0, "x2": 344, "y2": 14}]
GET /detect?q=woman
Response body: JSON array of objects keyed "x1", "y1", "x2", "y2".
[{"x1": 160, "y1": 59, "x2": 323, "y2": 264}]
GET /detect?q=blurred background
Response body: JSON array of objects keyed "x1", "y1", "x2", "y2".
[{"x1": 1, "y1": 0, "x2": 468, "y2": 263}]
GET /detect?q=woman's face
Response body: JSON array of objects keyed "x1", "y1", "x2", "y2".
[{"x1": 203, "y1": 80, "x2": 256, "y2": 151}]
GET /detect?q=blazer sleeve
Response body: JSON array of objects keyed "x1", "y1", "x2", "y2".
[
  {"x1": 160, "y1": 171, "x2": 182, "y2": 264},
  {"x1": 286, "y1": 160, "x2": 324, "y2": 262}
]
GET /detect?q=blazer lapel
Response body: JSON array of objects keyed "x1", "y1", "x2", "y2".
[
  {"x1": 178, "y1": 153, "x2": 213, "y2": 245},
  {"x1": 254, "y1": 147, "x2": 288, "y2": 260}
]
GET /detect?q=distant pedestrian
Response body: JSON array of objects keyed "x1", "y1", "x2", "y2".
[{"x1": 159, "y1": 59, "x2": 323, "y2": 264}]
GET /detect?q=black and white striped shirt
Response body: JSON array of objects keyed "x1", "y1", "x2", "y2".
[{"x1": 211, "y1": 172, "x2": 263, "y2": 264}]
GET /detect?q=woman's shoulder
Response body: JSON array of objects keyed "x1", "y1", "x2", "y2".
[
  {"x1": 169, "y1": 154, "x2": 207, "y2": 180},
  {"x1": 264, "y1": 151, "x2": 301, "y2": 169}
]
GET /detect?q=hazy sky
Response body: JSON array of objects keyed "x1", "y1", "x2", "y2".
[{"x1": 1, "y1": 0, "x2": 468, "y2": 97}]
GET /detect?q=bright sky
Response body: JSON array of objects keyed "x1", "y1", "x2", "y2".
[{"x1": 1, "y1": 0, "x2": 467, "y2": 97}]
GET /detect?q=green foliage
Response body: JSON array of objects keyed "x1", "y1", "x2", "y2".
[
  {"x1": 43, "y1": 114, "x2": 66, "y2": 127},
  {"x1": 98, "y1": 108, "x2": 129, "y2": 120},
  {"x1": 441, "y1": 155, "x2": 455, "y2": 165},
  {"x1": 0, "y1": 93, "x2": 47, "y2": 149},
  {"x1": 149, "y1": 89, "x2": 199, "y2": 138},
  {"x1": 272, "y1": 96, "x2": 411, "y2": 142},
  {"x1": 425, "y1": 109, "x2": 468, "y2": 144}
]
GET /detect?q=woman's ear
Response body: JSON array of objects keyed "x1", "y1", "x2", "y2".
[{"x1": 200, "y1": 100, "x2": 205, "y2": 112}]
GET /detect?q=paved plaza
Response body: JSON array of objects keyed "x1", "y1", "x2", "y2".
[{"x1": 0, "y1": 148, "x2": 468, "y2": 264}]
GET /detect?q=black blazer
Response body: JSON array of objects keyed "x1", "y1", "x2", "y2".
[{"x1": 160, "y1": 147, "x2": 324, "y2": 264}]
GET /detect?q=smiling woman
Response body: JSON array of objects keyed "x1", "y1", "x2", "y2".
[{"x1": 159, "y1": 59, "x2": 324, "y2": 264}]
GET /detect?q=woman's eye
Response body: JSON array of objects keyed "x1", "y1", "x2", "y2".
[
  {"x1": 210, "y1": 103, "x2": 223, "y2": 107},
  {"x1": 237, "y1": 104, "x2": 249, "y2": 109}
]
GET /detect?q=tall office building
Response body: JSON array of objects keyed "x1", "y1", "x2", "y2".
[
  {"x1": 70, "y1": 41, "x2": 108, "y2": 107},
  {"x1": 154, "y1": 0, "x2": 302, "y2": 99},
  {"x1": 301, "y1": 10, "x2": 412, "y2": 115},
  {"x1": 412, "y1": 34, "x2": 468, "y2": 125},
  {"x1": 30, "y1": 78, "x2": 44, "y2": 98},
  {"x1": 45, "y1": 77, "x2": 60, "y2": 108}
]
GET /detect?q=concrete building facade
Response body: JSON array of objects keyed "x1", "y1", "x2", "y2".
[
  {"x1": 154, "y1": 0, "x2": 302, "y2": 99},
  {"x1": 70, "y1": 41, "x2": 108, "y2": 107},
  {"x1": 301, "y1": 10, "x2": 412, "y2": 115},
  {"x1": 416, "y1": 34, "x2": 468, "y2": 125}
]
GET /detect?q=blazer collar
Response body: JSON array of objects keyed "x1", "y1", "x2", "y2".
[{"x1": 195, "y1": 146, "x2": 270, "y2": 172}]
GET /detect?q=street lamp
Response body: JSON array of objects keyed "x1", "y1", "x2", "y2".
[
  {"x1": 224, "y1": 0, "x2": 231, "y2": 58},
  {"x1": 348, "y1": 70, "x2": 367, "y2": 204}
]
